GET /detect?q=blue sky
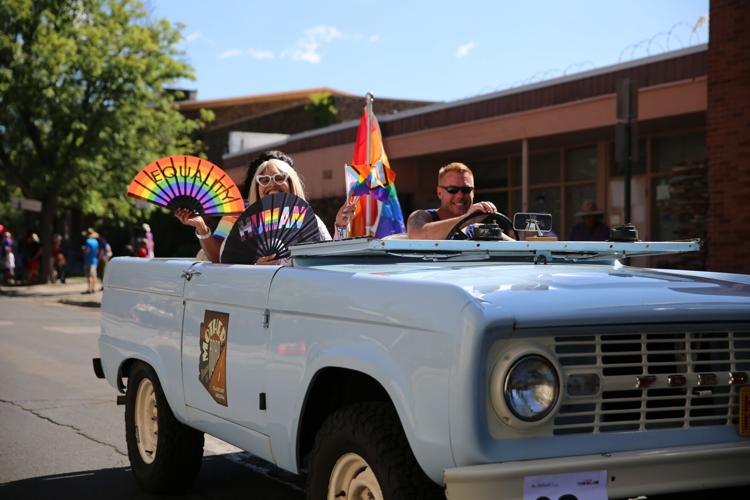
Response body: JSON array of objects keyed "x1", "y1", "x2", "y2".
[{"x1": 148, "y1": 0, "x2": 709, "y2": 103}]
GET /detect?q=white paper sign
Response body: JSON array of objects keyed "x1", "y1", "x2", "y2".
[{"x1": 523, "y1": 469, "x2": 608, "y2": 500}]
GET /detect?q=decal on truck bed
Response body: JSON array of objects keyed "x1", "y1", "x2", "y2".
[{"x1": 199, "y1": 310, "x2": 229, "y2": 406}]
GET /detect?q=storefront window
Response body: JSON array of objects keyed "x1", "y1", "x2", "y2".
[
  {"x1": 510, "y1": 156, "x2": 522, "y2": 187},
  {"x1": 529, "y1": 187, "x2": 561, "y2": 236},
  {"x1": 510, "y1": 189, "x2": 522, "y2": 216},
  {"x1": 529, "y1": 151, "x2": 560, "y2": 184},
  {"x1": 652, "y1": 133, "x2": 705, "y2": 173},
  {"x1": 565, "y1": 184, "x2": 597, "y2": 239},
  {"x1": 470, "y1": 159, "x2": 508, "y2": 188},
  {"x1": 565, "y1": 146, "x2": 597, "y2": 181},
  {"x1": 651, "y1": 171, "x2": 708, "y2": 242},
  {"x1": 476, "y1": 190, "x2": 509, "y2": 216}
]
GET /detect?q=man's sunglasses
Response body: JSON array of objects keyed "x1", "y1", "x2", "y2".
[
  {"x1": 440, "y1": 185, "x2": 474, "y2": 194},
  {"x1": 256, "y1": 172, "x2": 289, "y2": 186}
]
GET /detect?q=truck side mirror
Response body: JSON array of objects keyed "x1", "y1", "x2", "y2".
[{"x1": 513, "y1": 213, "x2": 552, "y2": 233}]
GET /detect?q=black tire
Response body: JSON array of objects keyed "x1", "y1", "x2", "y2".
[
  {"x1": 307, "y1": 402, "x2": 444, "y2": 500},
  {"x1": 125, "y1": 362, "x2": 204, "y2": 493}
]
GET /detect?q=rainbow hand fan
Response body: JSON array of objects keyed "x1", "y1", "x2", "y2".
[
  {"x1": 220, "y1": 193, "x2": 322, "y2": 264},
  {"x1": 127, "y1": 156, "x2": 245, "y2": 215}
]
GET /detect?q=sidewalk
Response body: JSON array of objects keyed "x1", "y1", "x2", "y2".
[{"x1": 0, "y1": 277, "x2": 102, "y2": 307}]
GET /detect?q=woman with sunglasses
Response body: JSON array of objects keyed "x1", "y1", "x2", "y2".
[{"x1": 175, "y1": 154, "x2": 355, "y2": 263}]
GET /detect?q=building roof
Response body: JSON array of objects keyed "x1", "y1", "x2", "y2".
[
  {"x1": 178, "y1": 87, "x2": 353, "y2": 111},
  {"x1": 223, "y1": 44, "x2": 707, "y2": 162}
]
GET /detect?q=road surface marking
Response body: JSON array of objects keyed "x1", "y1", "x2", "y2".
[{"x1": 43, "y1": 325, "x2": 100, "y2": 335}]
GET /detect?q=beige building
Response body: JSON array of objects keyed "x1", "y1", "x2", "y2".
[{"x1": 220, "y1": 0, "x2": 750, "y2": 273}]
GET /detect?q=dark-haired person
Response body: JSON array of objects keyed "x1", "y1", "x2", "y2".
[
  {"x1": 568, "y1": 200, "x2": 610, "y2": 241},
  {"x1": 407, "y1": 162, "x2": 514, "y2": 240},
  {"x1": 176, "y1": 155, "x2": 356, "y2": 264}
]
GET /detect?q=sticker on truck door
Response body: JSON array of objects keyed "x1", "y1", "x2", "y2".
[{"x1": 199, "y1": 310, "x2": 229, "y2": 406}]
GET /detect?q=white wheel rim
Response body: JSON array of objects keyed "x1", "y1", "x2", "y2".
[
  {"x1": 327, "y1": 452, "x2": 383, "y2": 500},
  {"x1": 134, "y1": 378, "x2": 158, "y2": 464}
]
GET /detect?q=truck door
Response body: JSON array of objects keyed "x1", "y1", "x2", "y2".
[{"x1": 181, "y1": 262, "x2": 278, "y2": 434}]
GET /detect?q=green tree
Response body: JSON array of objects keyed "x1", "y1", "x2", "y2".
[
  {"x1": 305, "y1": 91, "x2": 338, "y2": 128},
  {"x1": 0, "y1": 0, "x2": 210, "y2": 282}
]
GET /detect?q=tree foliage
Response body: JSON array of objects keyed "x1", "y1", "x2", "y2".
[
  {"x1": 0, "y1": 0, "x2": 211, "y2": 279},
  {"x1": 305, "y1": 91, "x2": 338, "y2": 128}
]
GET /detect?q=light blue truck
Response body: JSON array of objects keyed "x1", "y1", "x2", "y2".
[{"x1": 94, "y1": 236, "x2": 750, "y2": 499}]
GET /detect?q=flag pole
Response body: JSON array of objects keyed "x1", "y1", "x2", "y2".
[{"x1": 365, "y1": 92, "x2": 373, "y2": 236}]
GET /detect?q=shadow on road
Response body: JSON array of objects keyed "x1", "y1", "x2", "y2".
[
  {"x1": 1, "y1": 454, "x2": 305, "y2": 500},
  {"x1": 3, "y1": 450, "x2": 746, "y2": 500}
]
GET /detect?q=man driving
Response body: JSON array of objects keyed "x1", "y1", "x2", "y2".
[{"x1": 407, "y1": 162, "x2": 515, "y2": 240}]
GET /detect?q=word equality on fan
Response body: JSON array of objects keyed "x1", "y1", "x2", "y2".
[
  {"x1": 235, "y1": 206, "x2": 309, "y2": 241},
  {"x1": 142, "y1": 158, "x2": 241, "y2": 203}
]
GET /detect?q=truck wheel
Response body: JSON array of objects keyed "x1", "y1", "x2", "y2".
[
  {"x1": 307, "y1": 402, "x2": 444, "y2": 500},
  {"x1": 125, "y1": 362, "x2": 204, "y2": 492}
]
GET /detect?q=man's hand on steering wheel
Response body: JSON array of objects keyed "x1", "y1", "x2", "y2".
[
  {"x1": 466, "y1": 202, "x2": 497, "y2": 222},
  {"x1": 446, "y1": 209, "x2": 518, "y2": 240}
]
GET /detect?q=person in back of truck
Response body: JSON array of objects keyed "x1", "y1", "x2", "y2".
[
  {"x1": 175, "y1": 151, "x2": 356, "y2": 264},
  {"x1": 407, "y1": 162, "x2": 515, "y2": 241}
]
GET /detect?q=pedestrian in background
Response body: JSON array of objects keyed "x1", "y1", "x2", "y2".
[
  {"x1": 50, "y1": 234, "x2": 67, "y2": 283},
  {"x1": 2, "y1": 229, "x2": 15, "y2": 285},
  {"x1": 142, "y1": 223, "x2": 155, "y2": 258},
  {"x1": 134, "y1": 238, "x2": 148, "y2": 258},
  {"x1": 97, "y1": 233, "x2": 113, "y2": 283},
  {"x1": 82, "y1": 228, "x2": 100, "y2": 294},
  {"x1": 23, "y1": 231, "x2": 42, "y2": 285},
  {"x1": 568, "y1": 200, "x2": 610, "y2": 241}
]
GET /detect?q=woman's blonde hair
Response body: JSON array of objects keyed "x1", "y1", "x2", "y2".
[{"x1": 247, "y1": 159, "x2": 307, "y2": 205}]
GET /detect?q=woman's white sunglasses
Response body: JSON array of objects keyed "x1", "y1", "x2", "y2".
[{"x1": 256, "y1": 172, "x2": 289, "y2": 186}]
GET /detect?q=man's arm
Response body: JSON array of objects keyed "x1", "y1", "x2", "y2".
[
  {"x1": 407, "y1": 202, "x2": 512, "y2": 240},
  {"x1": 407, "y1": 210, "x2": 463, "y2": 240}
]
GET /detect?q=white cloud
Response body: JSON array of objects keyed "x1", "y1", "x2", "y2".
[
  {"x1": 218, "y1": 48, "x2": 242, "y2": 59},
  {"x1": 285, "y1": 25, "x2": 344, "y2": 64},
  {"x1": 369, "y1": 34, "x2": 380, "y2": 43},
  {"x1": 185, "y1": 32, "x2": 202, "y2": 42},
  {"x1": 456, "y1": 41, "x2": 475, "y2": 58},
  {"x1": 248, "y1": 48, "x2": 274, "y2": 60}
]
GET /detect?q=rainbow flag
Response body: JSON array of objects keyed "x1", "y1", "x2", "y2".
[
  {"x1": 213, "y1": 215, "x2": 238, "y2": 240},
  {"x1": 345, "y1": 108, "x2": 405, "y2": 238}
]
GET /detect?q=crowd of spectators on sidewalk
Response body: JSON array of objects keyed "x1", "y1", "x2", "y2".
[{"x1": 1, "y1": 221, "x2": 155, "y2": 287}]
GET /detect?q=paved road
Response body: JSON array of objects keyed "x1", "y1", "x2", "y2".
[
  {"x1": 0, "y1": 294, "x2": 745, "y2": 500},
  {"x1": 0, "y1": 296, "x2": 304, "y2": 499}
]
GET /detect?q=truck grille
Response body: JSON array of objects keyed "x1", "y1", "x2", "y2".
[{"x1": 552, "y1": 330, "x2": 750, "y2": 435}]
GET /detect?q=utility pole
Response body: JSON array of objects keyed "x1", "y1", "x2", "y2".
[{"x1": 616, "y1": 79, "x2": 638, "y2": 223}]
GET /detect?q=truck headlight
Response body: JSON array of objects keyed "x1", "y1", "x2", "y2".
[
  {"x1": 490, "y1": 354, "x2": 560, "y2": 428},
  {"x1": 502, "y1": 355, "x2": 559, "y2": 422}
]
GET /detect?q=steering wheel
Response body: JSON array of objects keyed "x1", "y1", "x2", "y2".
[{"x1": 445, "y1": 211, "x2": 517, "y2": 241}]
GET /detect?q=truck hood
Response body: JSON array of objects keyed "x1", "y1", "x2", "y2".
[{"x1": 371, "y1": 263, "x2": 750, "y2": 328}]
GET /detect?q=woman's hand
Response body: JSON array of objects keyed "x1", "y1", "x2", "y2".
[
  {"x1": 335, "y1": 195, "x2": 359, "y2": 229},
  {"x1": 256, "y1": 255, "x2": 280, "y2": 265},
  {"x1": 175, "y1": 208, "x2": 209, "y2": 236}
]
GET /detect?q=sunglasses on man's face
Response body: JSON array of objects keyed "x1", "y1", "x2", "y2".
[
  {"x1": 440, "y1": 185, "x2": 474, "y2": 194},
  {"x1": 256, "y1": 172, "x2": 289, "y2": 186}
]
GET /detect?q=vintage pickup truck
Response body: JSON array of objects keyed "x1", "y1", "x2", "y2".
[{"x1": 93, "y1": 226, "x2": 750, "y2": 499}]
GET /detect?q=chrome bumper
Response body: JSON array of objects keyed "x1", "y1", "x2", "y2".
[{"x1": 444, "y1": 442, "x2": 750, "y2": 500}]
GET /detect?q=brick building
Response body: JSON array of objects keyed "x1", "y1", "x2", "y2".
[
  {"x1": 179, "y1": 87, "x2": 431, "y2": 168},
  {"x1": 706, "y1": 0, "x2": 750, "y2": 272},
  {"x1": 222, "y1": 0, "x2": 749, "y2": 273}
]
